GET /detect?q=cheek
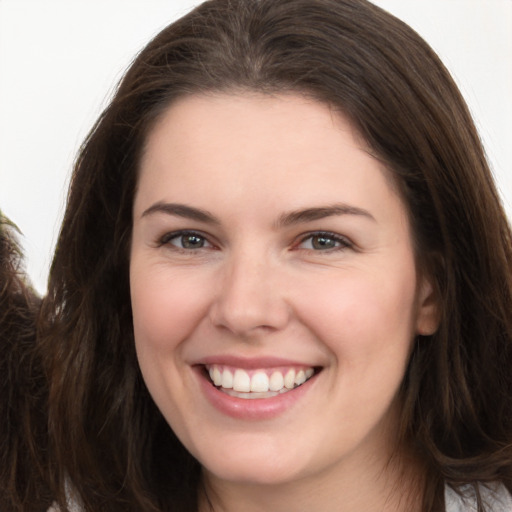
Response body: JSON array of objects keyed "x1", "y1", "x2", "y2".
[
  {"x1": 293, "y1": 264, "x2": 418, "y2": 364},
  {"x1": 129, "y1": 262, "x2": 213, "y2": 433},
  {"x1": 130, "y1": 263, "x2": 212, "y2": 353}
]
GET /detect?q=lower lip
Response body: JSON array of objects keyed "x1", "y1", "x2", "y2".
[{"x1": 196, "y1": 367, "x2": 317, "y2": 420}]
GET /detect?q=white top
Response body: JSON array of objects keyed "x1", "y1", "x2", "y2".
[
  {"x1": 48, "y1": 482, "x2": 512, "y2": 511},
  {"x1": 445, "y1": 482, "x2": 512, "y2": 512}
]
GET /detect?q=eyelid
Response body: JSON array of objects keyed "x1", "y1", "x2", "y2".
[
  {"x1": 159, "y1": 229, "x2": 216, "y2": 249},
  {"x1": 156, "y1": 229, "x2": 353, "y2": 252},
  {"x1": 294, "y1": 231, "x2": 353, "y2": 251}
]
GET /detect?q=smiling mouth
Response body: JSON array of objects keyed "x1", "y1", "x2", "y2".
[{"x1": 205, "y1": 364, "x2": 318, "y2": 399}]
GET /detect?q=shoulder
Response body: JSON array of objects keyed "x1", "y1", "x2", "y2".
[
  {"x1": 47, "y1": 502, "x2": 82, "y2": 512},
  {"x1": 445, "y1": 482, "x2": 512, "y2": 512},
  {"x1": 47, "y1": 485, "x2": 83, "y2": 512}
]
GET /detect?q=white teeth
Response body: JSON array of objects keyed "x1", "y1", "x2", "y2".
[
  {"x1": 207, "y1": 365, "x2": 316, "y2": 395},
  {"x1": 212, "y1": 366, "x2": 222, "y2": 386},
  {"x1": 269, "y1": 371, "x2": 284, "y2": 391},
  {"x1": 295, "y1": 369, "x2": 306, "y2": 386},
  {"x1": 233, "y1": 369, "x2": 251, "y2": 392},
  {"x1": 284, "y1": 369, "x2": 296, "y2": 389},
  {"x1": 221, "y1": 369, "x2": 233, "y2": 389},
  {"x1": 250, "y1": 372, "x2": 269, "y2": 392}
]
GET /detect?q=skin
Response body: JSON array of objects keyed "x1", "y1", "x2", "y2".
[{"x1": 130, "y1": 93, "x2": 439, "y2": 511}]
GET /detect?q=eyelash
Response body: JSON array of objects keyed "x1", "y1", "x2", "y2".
[
  {"x1": 159, "y1": 230, "x2": 214, "y2": 251},
  {"x1": 159, "y1": 230, "x2": 352, "y2": 253},
  {"x1": 295, "y1": 231, "x2": 353, "y2": 252}
]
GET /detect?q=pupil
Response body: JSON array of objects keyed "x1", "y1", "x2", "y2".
[
  {"x1": 313, "y1": 236, "x2": 335, "y2": 250},
  {"x1": 182, "y1": 234, "x2": 204, "y2": 248}
]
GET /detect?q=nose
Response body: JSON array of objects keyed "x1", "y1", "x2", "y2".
[{"x1": 209, "y1": 252, "x2": 291, "y2": 337}]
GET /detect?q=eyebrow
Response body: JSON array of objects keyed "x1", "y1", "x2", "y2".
[
  {"x1": 141, "y1": 201, "x2": 375, "y2": 226},
  {"x1": 141, "y1": 202, "x2": 220, "y2": 224},
  {"x1": 275, "y1": 204, "x2": 376, "y2": 227}
]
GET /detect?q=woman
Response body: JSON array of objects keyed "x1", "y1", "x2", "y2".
[
  {"x1": 40, "y1": 0, "x2": 512, "y2": 510},
  {"x1": 0, "y1": 214, "x2": 52, "y2": 511}
]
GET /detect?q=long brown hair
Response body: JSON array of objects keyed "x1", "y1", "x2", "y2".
[
  {"x1": 40, "y1": 1, "x2": 512, "y2": 510},
  {"x1": 0, "y1": 214, "x2": 52, "y2": 511}
]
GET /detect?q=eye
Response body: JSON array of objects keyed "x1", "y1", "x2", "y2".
[
  {"x1": 161, "y1": 231, "x2": 212, "y2": 250},
  {"x1": 297, "y1": 232, "x2": 351, "y2": 251}
]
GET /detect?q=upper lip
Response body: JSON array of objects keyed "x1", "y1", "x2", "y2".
[{"x1": 194, "y1": 355, "x2": 319, "y2": 370}]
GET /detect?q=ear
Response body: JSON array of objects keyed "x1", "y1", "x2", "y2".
[{"x1": 415, "y1": 275, "x2": 441, "y2": 336}]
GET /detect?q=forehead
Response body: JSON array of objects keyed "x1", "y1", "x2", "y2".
[
  {"x1": 140, "y1": 91, "x2": 365, "y2": 160},
  {"x1": 136, "y1": 92, "x2": 406, "y2": 225}
]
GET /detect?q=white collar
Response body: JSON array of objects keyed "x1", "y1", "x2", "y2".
[{"x1": 445, "y1": 482, "x2": 512, "y2": 512}]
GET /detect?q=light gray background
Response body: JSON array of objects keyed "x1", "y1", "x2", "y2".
[{"x1": 1, "y1": 0, "x2": 511, "y2": 294}]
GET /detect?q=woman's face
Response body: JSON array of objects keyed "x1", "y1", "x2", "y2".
[{"x1": 130, "y1": 93, "x2": 438, "y2": 489}]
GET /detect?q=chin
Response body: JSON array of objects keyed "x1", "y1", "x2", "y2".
[{"x1": 200, "y1": 448, "x2": 307, "y2": 487}]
